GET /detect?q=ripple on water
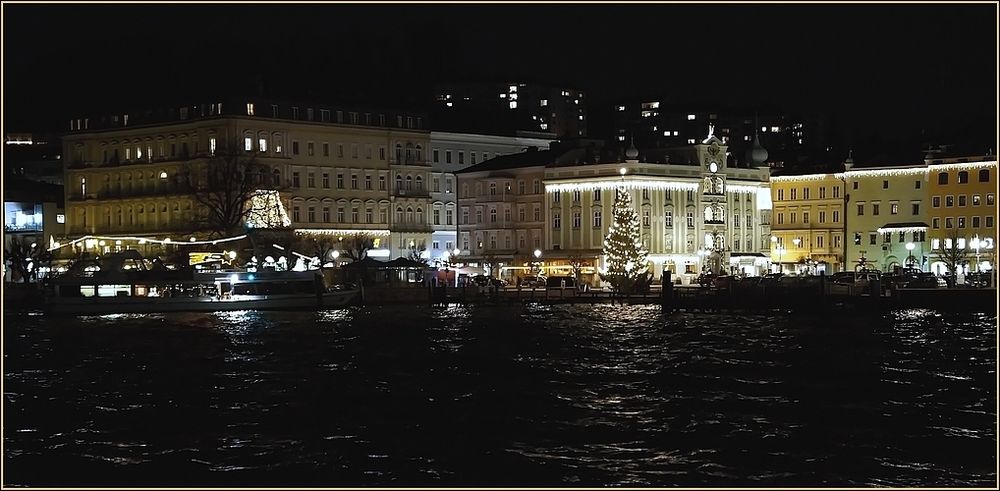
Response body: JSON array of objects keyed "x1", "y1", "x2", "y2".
[{"x1": 2, "y1": 305, "x2": 995, "y2": 486}]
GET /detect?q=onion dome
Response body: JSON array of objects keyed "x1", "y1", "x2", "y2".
[{"x1": 746, "y1": 134, "x2": 768, "y2": 167}]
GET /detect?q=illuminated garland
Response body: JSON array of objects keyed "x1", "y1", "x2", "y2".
[
  {"x1": 770, "y1": 173, "x2": 845, "y2": 182},
  {"x1": 294, "y1": 228, "x2": 391, "y2": 236},
  {"x1": 877, "y1": 225, "x2": 929, "y2": 234},
  {"x1": 845, "y1": 167, "x2": 926, "y2": 178},
  {"x1": 927, "y1": 160, "x2": 997, "y2": 171},
  {"x1": 48, "y1": 234, "x2": 248, "y2": 252},
  {"x1": 726, "y1": 184, "x2": 762, "y2": 193},
  {"x1": 546, "y1": 179, "x2": 699, "y2": 193}
]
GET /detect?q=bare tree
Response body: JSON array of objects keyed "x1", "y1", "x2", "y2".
[
  {"x1": 295, "y1": 232, "x2": 339, "y2": 265},
  {"x1": 339, "y1": 232, "x2": 376, "y2": 262},
  {"x1": 4, "y1": 235, "x2": 46, "y2": 283},
  {"x1": 186, "y1": 143, "x2": 279, "y2": 237},
  {"x1": 481, "y1": 253, "x2": 501, "y2": 278},
  {"x1": 932, "y1": 227, "x2": 972, "y2": 282},
  {"x1": 567, "y1": 254, "x2": 588, "y2": 282},
  {"x1": 406, "y1": 244, "x2": 429, "y2": 264}
]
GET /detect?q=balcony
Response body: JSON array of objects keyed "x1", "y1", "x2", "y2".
[
  {"x1": 704, "y1": 219, "x2": 726, "y2": 225},
  {"x1": 389, "y1": 158, "x2": 431, "y2": 167},
  {"x1": 392, "y1": 223, "x2": 433, "y2": 233},
  {"x1": 476, "y1": 193, "x2": 516, "y2": 203},
  {"x1": 393, "y1": 188, "x2": 431, "y2": 198}
]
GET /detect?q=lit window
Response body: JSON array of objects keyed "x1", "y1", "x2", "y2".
[
  {"x1": 499, "y1": 93, "x2": 506, "y2": 98},
  {"x1": 578, "y1": 115, "x2": 584, "y2": 120},
  {"x1": 673, "y1": 131, "x2": 679, "y2": 136},
  {"x1": 687, "y1": 114, "x2": 696, "y2": 120},
  {"x1": 509, "y1": 85, "x2": 517, "y2": 92},
  {"x1": 56, "y1": 214, "x2": 65, "y2": 224},
  {"x1": 618, "y1": 136, "x2": 626, "y2": 142},
  {"x1": 258, "y1": 138, "x2": 267, "y2": 152},
  {"x1": 509, "y1": 101, "x2": 517, "y2": 109},
  {"x1": 617, "y1": 105, "x2": 625, "y2": 111},
  {"x1": 771, "y1": 126, "x2": 780, "y2": 132},
  {"x1": 540, "y1": 99, "x2": 548, "y2": 106},
  {"x1": 446, "y1": 102, "x2": 453, "y2": 107},
  {"x1": 209, "y1": 137, "x2": 217, "y2": 155},
  {"x1": 687, "y1": 139, "x2": 697, "y2": 144},
  {"x1": 244, "y1": 137, "x2": 252, "y2": 151},
  {"x1": 159, "y1": 171, "x2": 168, "y2": 179}
]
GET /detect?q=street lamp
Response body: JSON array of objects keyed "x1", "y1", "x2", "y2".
[
  {"x1": 534, "y1": 249, "x2": 542, "y2": 259},
  {"x1": 905, "y1": 242, "x2": 916, "y2": 269},
  {"x1": 792, "y1": 238, "x2": 801, "y2": 274},
  {"x1": 970, "y1": 236, "x2": 982, "y2": 272},
  {"x1": 770, "y1": 236, "x2": 779, "y2": 273}
]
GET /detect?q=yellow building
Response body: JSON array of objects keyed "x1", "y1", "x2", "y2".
[
  {"x1": 926, "y1": 156, "x2": 997, "y2": 274},
  {"x1": 843, "y1": 161, "x2": 930, "y2": 272},
  {"x1": 769, "y1": 170, "x2": 846, "y2": 273}
]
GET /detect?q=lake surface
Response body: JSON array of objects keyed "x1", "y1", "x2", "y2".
[{"x1": 3, "y1": 305, "x2": 996, "y2": 486}]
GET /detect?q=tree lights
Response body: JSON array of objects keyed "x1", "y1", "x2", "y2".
[{"x1": 600, "y1": 187, "x2": 648, "y2": 294}]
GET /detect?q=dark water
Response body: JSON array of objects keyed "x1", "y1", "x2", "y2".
[{"x1": 3, "y1": 305, "x2": 996, "y2": 486}]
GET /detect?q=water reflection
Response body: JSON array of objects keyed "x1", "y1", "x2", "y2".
[{"x1": 3, "y1": 305, "x2": 996, "y2": 486}]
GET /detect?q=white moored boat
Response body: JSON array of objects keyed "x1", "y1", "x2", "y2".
[{"x1": 44, "y1": 251, "x2": 358, "y2": 315}]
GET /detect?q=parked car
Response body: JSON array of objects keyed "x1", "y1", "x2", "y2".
[
  {"x1": 471, "y1": 274, "x2": 506, "y2": 287},
  {"x1": 520, "y1": 275, "x2": 547, "y2": 288},
  {"x1": 759, "y1": 273, "x2": 784, "y2": 287},
  {"x1": 964, "y1": 271, "x2": 992, "y2": 288},
  {"x1": 902, "y1": 273, "x2": 947, "y2": 289}
]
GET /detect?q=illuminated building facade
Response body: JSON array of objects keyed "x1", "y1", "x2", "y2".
[
  {"x1": 926, "y1": 156, "x2": 997, "y2": 274},
  {"x1": 428, "y1": 131, "x2": 554, "y2": 265},
  {"x1": 769, "y1": 169, "x2": 846, "y2": 274}
]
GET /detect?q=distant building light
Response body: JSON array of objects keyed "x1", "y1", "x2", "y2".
[
  {"x1": 509, "y1": 93, "x2": 518, "y2": 100},
  {"x1": 446, "y1": 102, "x2": 453, "y2": 107},
  {"x1": 561, "y1": 90, "x2": 570, "y2": 96},
  {"x1": 618, "y1": 136, "x2": 626, "y2": 142},
  {"x1": 664, "y1": 131, "x2": 670, "y2": 136},
  {"x1": 509, "y1": 101, "x2": 518, "y2": 109},
  {"x1": 617, "y1": 105, "x2": 626, "y2": 111},
  {"x1": 673, "y1": 131, "x2": 679, "y2": 136},
  {"x1": 771, "y1": 126, "x2": 780, "y2": 132},
  {"x1": 246, "y1": 103, "x2": 255, "y2": 116},
  {"x1": 540, "y1": 123, "x2": 548, "y2": 130},
  {"x1": 687, "y1": 114, "x2": 696, "y2": 120},
  {"x1": 56, "y1": 214, "x2": 65, "y2": 224},
  {"x1": 499, "y1": 93, "x2": 507, "y2": 98},
  {"x1": 540, "y1": 99, "x2": 548, "y2": 106},
  {"x1": 745, "y1": 136, "x2": 751, "y2": 141},
  {"x1": 574, "y1": 99, "x2": 579, "y2": 105},
  {"x1": 578, "y1": 115, "x2": 584, "y2": 120},
  {"x1": 761, "y1": 126, "x2": 768, "y2": 132},
  {"x1": 509, "y1": 85, "x2": 518, "y2": 92},
  {"x1": 687, "y1": 139, "x2": 697, "y2": 144}
]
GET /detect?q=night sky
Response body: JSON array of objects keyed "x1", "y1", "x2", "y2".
[{"x1": 4, "y1": 3, "x2": 996, "y2": 161}]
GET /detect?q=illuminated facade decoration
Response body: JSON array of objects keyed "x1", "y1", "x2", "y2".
[
  {"x1": 770, "y1": 170, "x2": 846, "y2": 274},
  {"x1": 245, "y1": 190, "x2": 291, "y2": 228},
  {"x1": 925, "y1": 156, "x2": 997, "y2": 275},
  {"x1": 600, "y1": 187, "x2": 649, "y2": 292}
]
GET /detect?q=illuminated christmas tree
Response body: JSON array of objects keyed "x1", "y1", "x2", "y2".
[{"x1": 600, "y1": 187, "x2": 648, "y2": 293}]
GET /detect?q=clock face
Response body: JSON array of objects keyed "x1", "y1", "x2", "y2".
[{"x1": 709, "y1": 161, "x2": 719, "y2": 173}]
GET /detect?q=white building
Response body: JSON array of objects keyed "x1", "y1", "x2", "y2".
[{"x1": 429, "y1": 131, "x2": 554, "y2": 264}]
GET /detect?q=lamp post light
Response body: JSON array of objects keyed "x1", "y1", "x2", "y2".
[
  {"x1": 770, "y1": 236, "x2": 779, "y2": 273},
  {"x1": 905, "y1": 242, "x2": 916, "y2": 270},
  {"x1": 970, "y1": 236, "x2": 982, "y2": 272},
  {"x1": 792, "y1": 238, "x2": 801, "y2": 274}
]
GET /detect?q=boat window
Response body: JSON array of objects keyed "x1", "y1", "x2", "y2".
[
  {"x1": 233, "y1": 284, "x2": 257, "y2": 295},
  {"x1": 97, "y1": 285, "x2": 131, "y2": 297}
]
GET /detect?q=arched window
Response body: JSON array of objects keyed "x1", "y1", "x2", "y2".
[
  {"x1": 406, "y1": 206, "x2": 414, "y2": 223},
  {"x1": 415, "y1": 145, "x2": 422, "y2": 161},
  {"x1": 979, "y1": 169, "x2": 991, "y2": 182},
  {"x1": 416, "y1": 207, "x2": 423, "y2": 222},
  {"x1": 396, "y1": 174, "x2": 403, "y2": 191},
  {"x1": 396, "y1": 206, "x2": 404, "y2": 223},
  {"x1": 490, "y1": 209, "x2": 497, "y2": 222},
  {"x1": 489, "y1": 182, "x2": 497, "y2": 195},
  {"x1": 405, "y1": 175, "x2": 413, "y2": 190},
  {"x1": 405, "y1": 143, "x2": 413, "y2": 160},
  {"x1": 938, "y1": 172, "x2": 949, "y2": 185},
  {"x1": 272, "y1": 169, "x2": 281, "y2": 186},
  {"x1": 395, "y1": 144, "x2": 402, "y2": 161},
  {"x1": 415, "y1": 175, "x2": 423, "y2": 190},
  {"x1": 958, "y1": 171, "x2": 969, "y2": 184}
]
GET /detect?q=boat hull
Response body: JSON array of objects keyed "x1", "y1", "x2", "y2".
[{"x1": 43, "y1": 290, "x2": 359, "y2": 315}]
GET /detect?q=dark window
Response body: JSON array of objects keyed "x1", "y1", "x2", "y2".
[
  {"x1": 979, "y1": 169, "x2": 990, "y2": 182},
  {"x1": 938, "y1": 172, "x2": 948, "y2": 185},
  {"x1": 958, "y1": 171, "x2": 969, "y2": 184}
]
